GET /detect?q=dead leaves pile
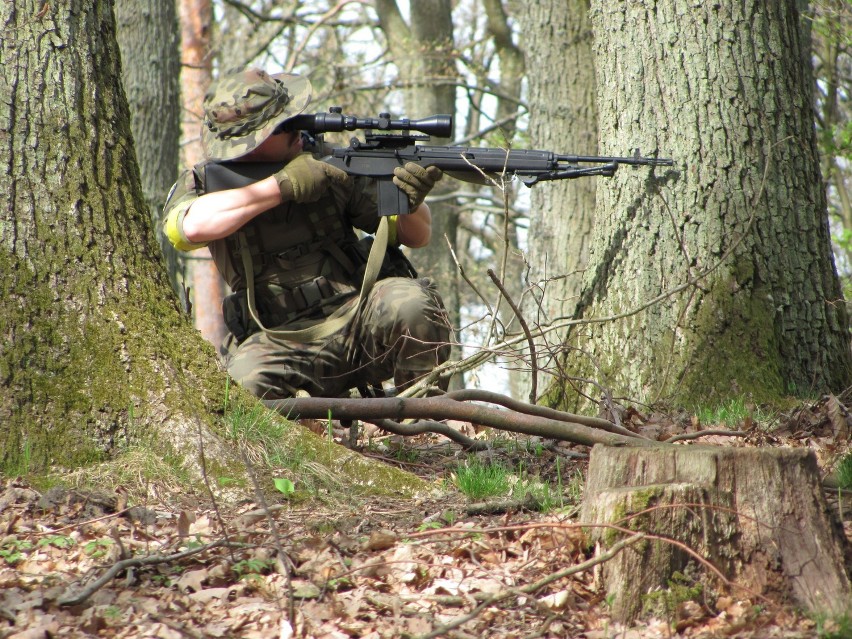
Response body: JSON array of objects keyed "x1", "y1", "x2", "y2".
[
  {"x1": 0, "y1": 481, "x2": 598, "y2": 638},
  {"x1": 0, "y1": 475, "x2": 827, "y2": 638},
  {"x1": 3, "y1": 395, "x2": 852, "y2": 638}
]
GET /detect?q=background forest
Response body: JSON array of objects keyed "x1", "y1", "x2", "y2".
[{"x1": 131, "y1": 0, "x2": 852, "y2": 406}]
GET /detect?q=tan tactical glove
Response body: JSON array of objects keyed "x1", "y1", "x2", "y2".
[
  {"x1": 275, "y1": 153, "x2": 351, "y2": 203},
  {"x1": 393, "y1": 162, "x2": 443, "y2": 211}
]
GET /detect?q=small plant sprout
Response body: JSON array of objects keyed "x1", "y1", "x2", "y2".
[
  {"x1": 834, "y1": 452, "x2": 852, "y2": 520},
  {"x1": 273, "y1": 477, "x2": 295, "y2": 496},
  {"x1": 835, "y1": 453, "x2": 852, "y2": 491}
]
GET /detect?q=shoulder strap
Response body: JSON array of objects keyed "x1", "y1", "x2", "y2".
[{"x1": 239, "y1": 217, "x2": 390, "y2": 343}]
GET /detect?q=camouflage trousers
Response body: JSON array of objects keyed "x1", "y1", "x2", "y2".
[{"x1": 223, "y1": 277, "x2": 451, "y2": 399}]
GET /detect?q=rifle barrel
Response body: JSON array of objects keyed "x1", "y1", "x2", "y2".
[{"x1": 556, "y1": 153, "x2": 674, "y2": 166}]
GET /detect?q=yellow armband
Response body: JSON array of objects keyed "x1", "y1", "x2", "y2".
[{"x1": 163, "y1": 200, "x2": 209, "y2": 252}]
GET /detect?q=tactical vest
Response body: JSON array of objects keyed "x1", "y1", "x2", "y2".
[{"x1": 193, "y1": 163, "x2": 415, "y2": 342}]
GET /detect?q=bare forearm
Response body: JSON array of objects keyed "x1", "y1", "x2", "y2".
[
  {"x1": 397, "y1": 203, "x2": 433, "y2": 248},
  {"x1": 182, "y1": 176, "x2": 281, "y2": 242}
]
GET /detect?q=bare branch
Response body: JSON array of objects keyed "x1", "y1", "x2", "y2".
[
  {"x1": 487, "y1": 268, "x2": 538, "y2": 403},
  {"x1": 264, "y1": 394, "x2": 652, "y2": 447}
]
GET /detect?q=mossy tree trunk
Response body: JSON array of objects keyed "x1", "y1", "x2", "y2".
[
  {"x1": 555, "y1": 0, "x2": 851, "y2": 409},
  {"x1": 0, "y1": 0, "x2": 425, "y2": 498},
  {"x1": 0, "y1": 0, "x2": 229, "y2": 479},
  {"x1": 516, "y1": 0, "x2": 598, "y2": 399}
]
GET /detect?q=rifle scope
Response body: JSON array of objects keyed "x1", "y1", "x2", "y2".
[{"x1": 283, "y1": 106, "x2": 453, "y2": 138}]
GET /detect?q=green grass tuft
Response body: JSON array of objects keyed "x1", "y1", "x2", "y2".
[
  {"x1": 695, "y1": 397, "x2": 760, "y2": 428},
  {"x1": 453, "y1": 459, "x2": 511, "y2": 500},
  {"x1": 835, "y1": 453, "x2": 852, "y2": 491}
]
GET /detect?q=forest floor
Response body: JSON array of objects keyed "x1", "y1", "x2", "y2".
[{"x1": 2, "y1": 395, "x2": 852, "y2": 639}]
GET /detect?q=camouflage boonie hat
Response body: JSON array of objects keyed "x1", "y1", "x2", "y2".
[{"x1": 202, "y1": 68, "x2": 312, "y2": 161}]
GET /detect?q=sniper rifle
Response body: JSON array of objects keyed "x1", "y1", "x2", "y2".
[{"x1": 203, "y1": 107, "x2": 674, "y2": 216}]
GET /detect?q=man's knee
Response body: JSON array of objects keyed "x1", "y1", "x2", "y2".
[
  {"x1": 228, "y1": 356, "x2": 275, "y2": 398},
  {"x1": 372, "y1": 277, "x2": 450, "y2": 336}
]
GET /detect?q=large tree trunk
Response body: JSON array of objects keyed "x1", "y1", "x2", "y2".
[
  {"x1": 581, "y1": 445, "x2": 851, "y2": 623},
  {"x1": 812, "y1": 1, "x2": 852, "y2": 266},
  {"x1": 516, "y1": 0, "x2": 598, "y2": 400},
  {"x1": 116, "y1": 0, "x2": 185, "y2": 309},
  {"x1": 0, "y1": 0, "x2": 230, "y2": 477},
  {"x1": 557, "y1": 0, "x2": 851, "y2": 409},
  {"x1": 0, "y1": 0, "x2": 425, "y2": 498}
]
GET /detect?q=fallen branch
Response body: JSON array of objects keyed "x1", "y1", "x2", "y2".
[
  {"x1": 465, "y1": 494, "x2": 543, "y2": 515},
  {"x1": 265, "y1": 393, "x2": 655, "y2": 448},
  {"x1": 664, "y1": 429, "x2": 748, "y2": 443},
  {"x1": 58, "y1": 539, "x2": 235, "y2": 607},
  {"x1": 370, "y1": 418, "x2": 488, "y2": 450},
  {"x1": 443, "y1": 389, "x2": 639, "y2": 438}
]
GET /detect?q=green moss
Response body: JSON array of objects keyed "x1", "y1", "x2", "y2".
[
  {"x1": 641, "y1": 569, "x2": 704, "y2": 621},
  {"x1": 1, "y1": 231, "x2": 428, "y2": 502},
  {"x1": 220, "y1": 396, "x2": 428, "y2": 499},
  {"x1": 288, "y1": 427, "x2": 427, "y2": 497},
  {"x1": 671, "y1": 278, "x2": 785, "y2": 406},
  {"x1": 0, "y1": 235, "x2": 222, "y2": 480},
  {"x1": 548, "y1": 270, "x2": 799, "y2": 413}
]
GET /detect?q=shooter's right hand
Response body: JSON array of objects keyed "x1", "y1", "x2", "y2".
[{"x1": 275, "y1": 153, "x2": 351, "y2": 203}]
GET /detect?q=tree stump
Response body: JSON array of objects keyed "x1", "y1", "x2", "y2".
[{"x1": 580, "y1": 445, "x2": 851, "y2": 622}]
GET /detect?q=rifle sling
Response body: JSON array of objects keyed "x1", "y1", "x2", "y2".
[{"x1": 238, "y1": 216, "x2": 389, "y2": 343}]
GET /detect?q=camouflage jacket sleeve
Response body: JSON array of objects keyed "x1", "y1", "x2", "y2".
[{"x1": 161, "y1": 170, "x2": 210, "y2": 252}]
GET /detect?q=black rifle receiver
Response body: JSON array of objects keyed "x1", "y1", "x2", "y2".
[{"x1": 204, "y1": 107, "x2": 674, "y2": 216}]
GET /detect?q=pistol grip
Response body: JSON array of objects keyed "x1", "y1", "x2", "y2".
[{"x1": 377, "y1": 177, "x2": 410, "y2": 216}]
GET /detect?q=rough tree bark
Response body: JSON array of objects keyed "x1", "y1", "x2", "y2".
[
  {"x1": 581, "y1": 445, "x2": 851, "y2": 622},
  {"x1": 517, "y1": 0, "x2": 597, "y2": 320},
  {"x1": 515, "y1": 0, "x2": 598, "y2": 399},
  {"x1": 115, "y1": 0, "x2": 185, "y2": 308},
  {"x1": 0, "y1": 0, "x2": 425, "y2": 498},
  {"x1": 557, "y1": 0, "x2": 851, "y2": 409}
]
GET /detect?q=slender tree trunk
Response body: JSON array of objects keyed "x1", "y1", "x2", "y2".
[
  {"x1": 115, "y1": 0, "x2": 185, "y2": 309},
  {"x1": 178, "y1": 0, "x2": 229, "y2": 352},
  {"x1": 374, "y1": 0, "x2": 462, "y2": 386},
  {"x1": 516, "y1": 0, "x2": 598, "y2": 399},
  {"x1": 556, "y1": 0, "x2": 851, "y2": 409},
  {"x1": 812, "y1": 1, "x2": 852, "y2": 265},
  {"x1": 483, "y1": 0, "x2": 525, "y2": 144}
]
